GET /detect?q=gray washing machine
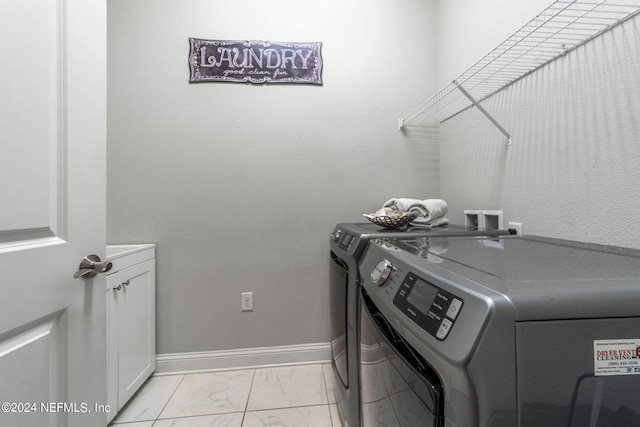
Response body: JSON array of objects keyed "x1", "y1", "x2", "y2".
[
  {"x1": 329, "y1": 223, "x2": 510, "y2": 427},
  {"x1": 358, "y1": 235, "x2": 640, "y2": 426}
]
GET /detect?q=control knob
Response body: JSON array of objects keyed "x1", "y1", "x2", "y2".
[{"x1": 371, "y1": 259, "x2": 393, "y2": 286}]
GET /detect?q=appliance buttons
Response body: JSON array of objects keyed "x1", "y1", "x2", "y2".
[
  {"x1": 446, "y1": 298, "x2": 463, "y2": 320},
  {"x1": 436, "y1": 318, "x2": 453, "y2": 339}
]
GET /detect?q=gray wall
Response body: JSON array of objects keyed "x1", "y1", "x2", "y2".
[
  {"x1": 107, "y1": 0, "x2": 439, "y2": 354},
  {"x1": 436, "y1": 1, "x2": 640, "y2": 249}
]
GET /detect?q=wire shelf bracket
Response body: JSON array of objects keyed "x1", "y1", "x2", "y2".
[
  {"x1": 398, "y1": 0, "x2": 640, "y2": 144},
  {"x1": 453, "y1": 80, "x2": 512, "y2": 146}
]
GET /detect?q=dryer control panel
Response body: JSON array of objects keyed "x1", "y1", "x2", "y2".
[
  {"x1": 359, "y1": 236, "x2": 497, "y2": 363},
  {"x1": 393, "y1": 272, "x2": 463, "y2": 340}
]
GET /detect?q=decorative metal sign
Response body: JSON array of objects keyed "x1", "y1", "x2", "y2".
[{"x1": 189, "y1": 39, "x2": 323, "y2": 85}]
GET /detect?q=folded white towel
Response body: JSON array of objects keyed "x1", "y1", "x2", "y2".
[
  {"x1": 381, "y1": 198, "x2": 422, "y2": 212},
  {"x1": 407, "y1": 199, "x2": 448, "y2": 221},
  {"x1": 382, "y1": 198, "x2": 448, "y2": 225}
]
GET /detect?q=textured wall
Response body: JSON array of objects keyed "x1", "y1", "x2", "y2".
[
  {"x1": 437, "y1": 1, "x2": 640, "y2": 249},
  {"x1": 107, "y1": 0, "x2": 439, "y2": 353}
]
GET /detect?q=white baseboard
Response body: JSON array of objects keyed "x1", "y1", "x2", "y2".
[{"x1": 155, "y1": 342, "x2": 332, "y2": 375}]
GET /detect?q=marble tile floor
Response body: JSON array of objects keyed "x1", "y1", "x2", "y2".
[{"x1": 109, "y1": 363, "x2": 341, "y2": 427}]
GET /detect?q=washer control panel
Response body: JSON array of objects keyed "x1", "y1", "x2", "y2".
[
  {"x1": 393, "y1": 272, "x2": 463, "y2": 340},
  {"x1": 331, "y1": 228, "x2": 357, "y2": 251}
]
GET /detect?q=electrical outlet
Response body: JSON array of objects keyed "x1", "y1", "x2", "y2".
[
  {"x1": 508, "y1": 222, "x2": 523, "y2": 235},
  {"x1": 241, "y1": 292, "x2": 253, "y2": 311}
]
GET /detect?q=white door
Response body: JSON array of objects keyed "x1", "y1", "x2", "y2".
[{"x1": 0, "y1": 0, "x2": 107, "y2": 426}]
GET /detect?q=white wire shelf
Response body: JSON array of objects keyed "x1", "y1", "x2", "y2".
[{"x1": 398, "y1": 0, "x2": 640, "y2": 144}]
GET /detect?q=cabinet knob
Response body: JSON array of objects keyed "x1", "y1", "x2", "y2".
[
  {"x1": 113, "y1": 284, "x2": 122, "y2": 291},
  {"x1": 123, "y1": 279, "x2": 130, "y2": 287}
]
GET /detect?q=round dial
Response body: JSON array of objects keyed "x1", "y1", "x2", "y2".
[{"x1": 371, "y1": 259, "x2": 393, "y2": 286}]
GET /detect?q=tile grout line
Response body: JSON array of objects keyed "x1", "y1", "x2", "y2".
[
  {"x1": 321, "y1": 365, "x2": 331, "y2": 427},
  {"x1": 241, "y1": 368, "x2": 258, "y2": 426},
  {"x1": 321, "y1": 364, "x2": 337, "y2": 427},
  {"x1": 152, "y1": 374, "x2": 187, "y2": 425},
  {"x1": 109, "y1": 374, "x2": 186, "y2": 425}
]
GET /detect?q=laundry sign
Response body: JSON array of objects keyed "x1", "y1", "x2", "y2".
[{"x1": 188, "y1": 39, "x2": 323, "y2": 85}]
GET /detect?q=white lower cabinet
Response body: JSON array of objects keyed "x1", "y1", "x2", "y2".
[{"x1": 106, "y1": 245, "x2": 156, "y2": 423}]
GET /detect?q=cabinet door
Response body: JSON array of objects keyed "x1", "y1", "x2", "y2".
[
  {"x1": 117, "y1": 259, "x2": 156, "y2": 409},
  {"x1": 106, "y1": 272, "x2": 121, "y2": 423}
]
